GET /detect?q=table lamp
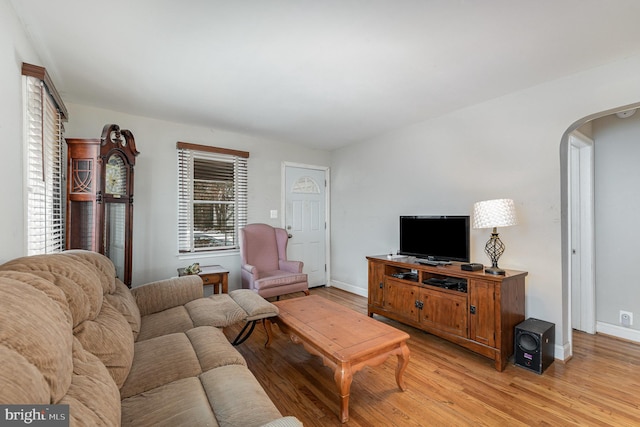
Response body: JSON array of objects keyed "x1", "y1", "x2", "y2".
[{"x1": 472, "y1": 198, "x2": 518, "y2": 275}]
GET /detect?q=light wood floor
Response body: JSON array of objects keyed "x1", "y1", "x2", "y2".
[{"x1": 224, "y1": 287, "x2": 640, "y2": 426}]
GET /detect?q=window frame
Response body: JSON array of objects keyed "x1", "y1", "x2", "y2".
[
  {"x1": 22, "y1": 63, "x2": 68, "y2": 255},
  {"x1": 177, "y1": 142, "x2": 249, "y2": 254}
]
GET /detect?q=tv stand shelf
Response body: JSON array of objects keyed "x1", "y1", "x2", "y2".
[{"x1": 367, "y1": 255, "x2": 527, "y2": 371}]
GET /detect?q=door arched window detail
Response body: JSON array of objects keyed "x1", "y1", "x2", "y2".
[{"x1": 292, "y1": 176, "x2": 320, "y2": 194}]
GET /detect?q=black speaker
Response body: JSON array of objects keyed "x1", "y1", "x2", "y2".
[{"x1": 514, "y1": 318, "x2": 555, "y2": 374}]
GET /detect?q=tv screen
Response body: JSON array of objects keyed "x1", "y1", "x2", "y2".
[{"x1": 399, "y1": 216, "x2": 470, "y2": 262}]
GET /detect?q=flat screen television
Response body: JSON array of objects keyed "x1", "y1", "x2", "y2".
[{"x1": 399, "y1": 216, "x2": 470, "y2": 262}]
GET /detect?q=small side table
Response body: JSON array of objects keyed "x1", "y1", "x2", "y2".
[{"x1": 178, "y1": 265, "x2": 229, "y2": 294}]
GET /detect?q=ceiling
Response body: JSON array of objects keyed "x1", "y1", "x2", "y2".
[{"x1": 10, "y1": 0, "x2": 640, "y2": 150}]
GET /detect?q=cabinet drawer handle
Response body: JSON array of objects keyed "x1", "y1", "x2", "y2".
[
  {"x1": 379, "y1": 282, "x2": 383, "y2": 289},
  {"x1": 203, "y1": 277, "x2": 210, "y2": 283},
  {"x1": 470, "y1": 305, "x2": 476, "y2": 314}
]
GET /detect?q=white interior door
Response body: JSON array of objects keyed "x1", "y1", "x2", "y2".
[
  {"x1": 284, "y1": 164, "x2": 328, "y2": 288},
  {"x1": 569, "y1": 131, "x2": 595, "y2": 334}
]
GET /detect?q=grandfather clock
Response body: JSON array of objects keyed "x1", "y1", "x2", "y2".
[
  {"x1": 65, "y1": 124, "x2": 139, "y2": 287},
  {"x1": 98, "y1": 124, "x2": 139, "y2": 287}
]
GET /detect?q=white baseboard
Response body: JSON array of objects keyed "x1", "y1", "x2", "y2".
[
  {"x1": 556, "y1": 341, "x2": 572, "y2": 362},
  {"x1": 596, "y1": 321, "x2": 640, "y2": 343},
  {"x1": 329, "y1": 279, "x2": 367, "y2": 298}
]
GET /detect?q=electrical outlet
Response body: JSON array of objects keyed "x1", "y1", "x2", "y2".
[
  {"x1": 620, "y1": 310, "x2": 633, "y2": 327},
  {"x1": 270, "y1": 210, "x2": 278, "y2": 219}
]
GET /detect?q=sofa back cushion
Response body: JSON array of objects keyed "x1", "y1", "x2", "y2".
[
  {"x1": 59, "y1": 338, "x2": 122, "y2": 426},
  {"x1": 0, "y1": 252, "x2": 135, "y2": 389},
  {"x1": 106, "y1": 279, "x2": 142, "y2": 341},
  {"x1": 0, "y1": 272, "x2": 73, "y2": 404}
]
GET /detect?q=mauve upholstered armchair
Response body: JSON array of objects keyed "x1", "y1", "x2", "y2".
[{"x1": 240, "y1": 223, "x2": 310, "y2": 299}]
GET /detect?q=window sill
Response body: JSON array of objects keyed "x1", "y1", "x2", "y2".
[{"x1": 177, "y1": 249, "x2": 240, "y2": 261}]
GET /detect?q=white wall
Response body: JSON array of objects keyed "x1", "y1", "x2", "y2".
[
  {"x1": 0, "y1": 0, "x2": 43, "y2": 263},
  {"x1": 64, "y1": 105, "x2": 330, "y2": 288},
  {"x1": 592, "y1": 112, "x2": 640, "y2": 336},
  {"x1": 330, "y1": 53, "x2": 640, "y2": 357}
]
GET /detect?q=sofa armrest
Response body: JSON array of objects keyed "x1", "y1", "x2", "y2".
[
  {"x1": 279, "y1": 260, "x2": 303, "y2": 273},
  {"x1": 260, "y1": 417, "x2": 303, "y2": 427},
  {"x1": 131, "y1": 275, "x2": 203, "y2": 316}
]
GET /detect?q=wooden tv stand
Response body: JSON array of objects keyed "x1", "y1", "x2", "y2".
[{"x1": 367, "y1": 255, "x2": 527, "y2": 371}]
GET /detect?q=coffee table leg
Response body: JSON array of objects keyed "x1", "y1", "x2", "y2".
[
  {"x1": 334, "y1": 363, "x2": 353, "y2": 423},
  {"x1": 396, "y1": 342, "x2": 410, "y2": 391},
  {"x1": 263, "y1": 319, "x2": 273, "y2": 348}
]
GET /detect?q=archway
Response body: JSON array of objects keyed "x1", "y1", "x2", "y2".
[{"x1": 560, "y1": 102, "x2": 640, "y2": 358}]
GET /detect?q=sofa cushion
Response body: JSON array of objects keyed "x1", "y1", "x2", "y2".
[
  {"x1": 0, "y1": 254, "x2": 104, "y2": 328},
  {"x1": 137, "y1": 305, "x2": 195, "y2": 341},
  {"x1": 60, "y1": 338, "x2": 121, "y2": 426},
  {"x1": 121, "y1": 377, "x2": 217, "y2": 427},
  {"x1": 73, "y1": 300, "x2": 135, "y2": 388},
  {"x1": 185, "y1": 326, "x2": 246, "y2": 370},
  {"x1": 0, "y1": 275, "x2": 72, "y2": 404},
  {"x1": 7, "y1": 253, "x2": 136, "y2": 389},
  {"x1": 105, "y1": 279, "x2": 142, "y2": 340},
  {"x1": 120, "y1": 333, "x2": 202, "y2": 399},
  {"x1": 200, "y1": 364, "x2": 284, "y2": 427},
  {"x1": 132, "y1": 275, "x2": 203, "y2": 317},
  {"x1": 229, "y1": 289, "x2": 279, "y2": 321},
  {"x1": 186, "y1": 294, "x2": 246, "y2": 328},
  {"x1": 62, "y1": 250, "x2": 117, "y2": 295}
]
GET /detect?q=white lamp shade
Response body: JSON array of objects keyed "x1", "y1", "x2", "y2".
[{"x1": 473, "y1": 199, "x2": 518, "y2": 229}]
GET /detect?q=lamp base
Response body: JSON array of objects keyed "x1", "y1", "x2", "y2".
[{"x1": 484, "y1": 266, "x2": 506, "y2": 275}]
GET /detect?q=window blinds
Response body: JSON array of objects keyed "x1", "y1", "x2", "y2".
[
  {"x1": 25, "y1": 76, "x2": 64, "y2": 255},
  {"x1": 177, "y1": 144, "x2": 248, "y2": 253}
]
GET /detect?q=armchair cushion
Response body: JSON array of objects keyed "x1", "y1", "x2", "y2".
[{"x1": 254, "y1": 271, "x2": 308, "y2": 291}]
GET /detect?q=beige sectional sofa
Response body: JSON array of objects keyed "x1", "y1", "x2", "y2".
[{"x1": 0, "y1": 250, "x2": 301, "y2": 427}]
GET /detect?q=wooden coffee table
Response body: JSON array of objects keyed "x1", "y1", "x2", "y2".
[{"x1": 267, "y1": 295, "x2": 410, "y2": 423}]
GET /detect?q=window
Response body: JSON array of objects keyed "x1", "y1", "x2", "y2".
[
  {"x1": 292, "y1": 176, "x2": 321, "y2": 194},
  {"x1": 22, "y1": 63, "x2": 68, "y2": 255},
  {"x1": 177, "y1": 142, "x2": 248, "y2": 253}
]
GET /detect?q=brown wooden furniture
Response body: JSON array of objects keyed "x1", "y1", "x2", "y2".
[
  {"x1": 99, "y1": 124, "x2": 139, "y2": 287},
  {"x1": 268, "y1": 295, "x2": 410, "y2": 423},
  {"x1": 199, "y1": 265, "x2": 229, "y2": 294},
  {"x1": 367, "y1": 255, "x2": 527, "y2": 371},
  {"x1": 65, "y1": 138, "x2": 101, "y2": 251},
  {"x1": 179, "y1": 265, "x2": 229, "y2": 294},
  {"x1": 65, "y1": 124, "x2": 139, "y2": 287}
]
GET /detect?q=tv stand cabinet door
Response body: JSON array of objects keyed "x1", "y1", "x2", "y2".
[
  {"x1": 368, "y1": 260, "x2": 385, "y2": 311},
  {"x1": 384, "y1": 278, "x2": 419, "y2": 323},
  {"x1": 469, "y1": 279, "x2": 496, "y2": 347},
  {"x1": 420, "y1": 289, "x2": 468, "y2": 338}
]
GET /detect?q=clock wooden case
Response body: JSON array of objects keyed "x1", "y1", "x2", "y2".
[{"x1": 65, "y1": 124, "x2": 139, "y2": 286}]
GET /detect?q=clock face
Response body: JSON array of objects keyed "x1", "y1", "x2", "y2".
[{"x1": 105, "y1": 155, "x2": 126, "y2": 196}]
